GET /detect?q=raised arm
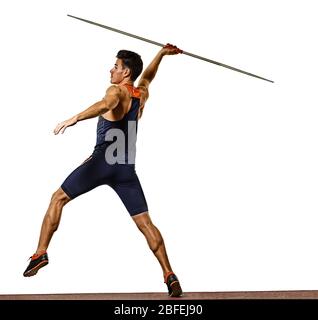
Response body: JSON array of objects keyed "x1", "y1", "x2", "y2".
[
  {"x1": 138, "y1": 44, "x2": 182, "y2": 89},
  {"x1": 54, "y1": 85, "x2": 120, "y2": 135}
]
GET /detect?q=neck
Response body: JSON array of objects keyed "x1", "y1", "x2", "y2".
[{"x1": 119, "y1": 79, "x2": 134, "y2": 86}]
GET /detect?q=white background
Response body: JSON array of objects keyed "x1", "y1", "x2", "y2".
[{"x1": 0, "y1": 0, "x2": 317, "y2": 294}]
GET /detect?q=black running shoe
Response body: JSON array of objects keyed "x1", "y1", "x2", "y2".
[
  {"x1": 23, "y1": 252, "x2": 49, "y2": 277},
  {"x1": 165, "y1": 272, "x2": 183, "y2": 297}
]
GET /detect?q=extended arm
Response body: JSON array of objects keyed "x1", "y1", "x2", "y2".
[
  {"x1": 53, "y1": 85, "x2": 120, "y2": 135},
  {"x1": 138, "y1": 44, "x2": 182, "y2": 89}
]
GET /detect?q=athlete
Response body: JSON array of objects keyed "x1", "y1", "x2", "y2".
[{"x1": 23, "y1": 43, "x2": 183, "y2": 297}]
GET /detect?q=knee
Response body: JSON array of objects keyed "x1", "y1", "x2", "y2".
[
  {"x1": 137, "y1": 220, "x2": 153, "y2": 233},
  {"x1": 51, "y1": 188, "x2": 70, "y2": 205}
]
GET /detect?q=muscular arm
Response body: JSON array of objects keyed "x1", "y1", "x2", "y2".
[
  {"x1": 54, "y1": 86, "x2": 120, "y2": 135},
  {"x1": 76, "y1": 86, "x2": 119, "y2": 121},
  {"x1": 138, "y1": 44, "x2": 182, "y2": 89},
  {"x1": 138, "y1": 50, "x2": 164, "y2": 88}
]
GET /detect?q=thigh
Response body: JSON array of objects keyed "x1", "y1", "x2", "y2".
[
  {"x1": 111, "y1": 167, "x2": 148, "y2": 216},
  {"x1": 61, "y1": 155, "x2": 107, "y2": 199}
]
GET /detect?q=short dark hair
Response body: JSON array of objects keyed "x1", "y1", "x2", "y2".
[{"x1": 116, "y1": 50, "x2": 143, "y2": 81}]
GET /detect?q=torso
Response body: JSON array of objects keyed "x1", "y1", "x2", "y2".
[{"x1": 101, "y1": 84, "x2": 148, "y2": 121}]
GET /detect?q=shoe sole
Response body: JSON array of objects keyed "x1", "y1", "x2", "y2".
[
  {"x1": 169, "y1": 280, "x2": 183, "y2": 297},
  {"x1": 23, "y1": 260, "x2": 48, "y2": 277}
]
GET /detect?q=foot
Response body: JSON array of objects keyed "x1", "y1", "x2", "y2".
[
  {"x1": 164, "y1": 272, "x2": 183, "y2": 297},
  {"x1": 23, "y1": 252, "x2": 49, "y2": 277}
]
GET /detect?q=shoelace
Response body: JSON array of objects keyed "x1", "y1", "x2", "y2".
[{"x1": 27, "y1": 253, "x2": 42, "y2": 261}]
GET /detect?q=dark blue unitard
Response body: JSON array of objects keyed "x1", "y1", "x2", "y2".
[{"x1": 61, "y1": 85, "x2": 148, "y2": 216}]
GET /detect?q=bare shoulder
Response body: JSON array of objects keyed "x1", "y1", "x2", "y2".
[
  {"x1": 137, "y1": 85, "x2": 149, "y2": 101},
  {"x1": 103, "y1": 85, "x2": 126, "y2": 105},
  {"x1": 105, "y1": 84, "x2": 122, "y2": 96}
]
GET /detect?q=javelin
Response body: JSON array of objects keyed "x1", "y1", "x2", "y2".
[{"x1": 67, "y1": 14, "x2": 274, "y2": 83}]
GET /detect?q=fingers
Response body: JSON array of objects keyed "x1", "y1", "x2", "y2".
[
  {"x1": 53, "y1": 117, "x2": 76, "y2": 135},
  {"x1": 53, "y1": 124, "x2": 60, "y2": 135},
  {"x1": 163, "y1": 43, "x2": 183, "y2": 54},
  {"x1": 54, "y1": 122, "x2": 66, "y2": 135},
  {"x1": 61, "y1": 125, "x2": 67, "y2": 134}
]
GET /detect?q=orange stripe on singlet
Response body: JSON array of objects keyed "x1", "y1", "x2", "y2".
[{"x1": 123, "y1": 84, "x2": 141, "y2": 98}]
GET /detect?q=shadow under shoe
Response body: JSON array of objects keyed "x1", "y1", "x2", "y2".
[
  {"x1": 23, "y1": 252, "x2": 49, "y2": 277},
  {"x1": 165, "y1": 272, "x2": 183, "y2": 297}
]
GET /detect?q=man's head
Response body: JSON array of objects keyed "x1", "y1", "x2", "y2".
[{"x1": 110, "y1": 50, "x2": 143, "y2": 84}]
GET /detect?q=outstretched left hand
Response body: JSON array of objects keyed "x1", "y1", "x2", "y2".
[{"x1": 53, "y1": 116, "x2": 78, "y2": 135}]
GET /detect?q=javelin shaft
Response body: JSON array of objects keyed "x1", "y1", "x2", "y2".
[
  {"x1": 67, "y1": 14, "x2": 274, "y2": 83},
  {"x1": 67, "y1": 15, "x2": 165, "y2": 47}
]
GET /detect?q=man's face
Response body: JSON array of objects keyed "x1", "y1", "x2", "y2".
[{"x1": 110, "y1": 59, "x2": 129, "y2": 84}]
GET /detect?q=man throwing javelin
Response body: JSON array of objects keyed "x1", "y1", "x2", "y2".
[{"x1": 23, "y1": 44, "x2": 183, "y2": 297}]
